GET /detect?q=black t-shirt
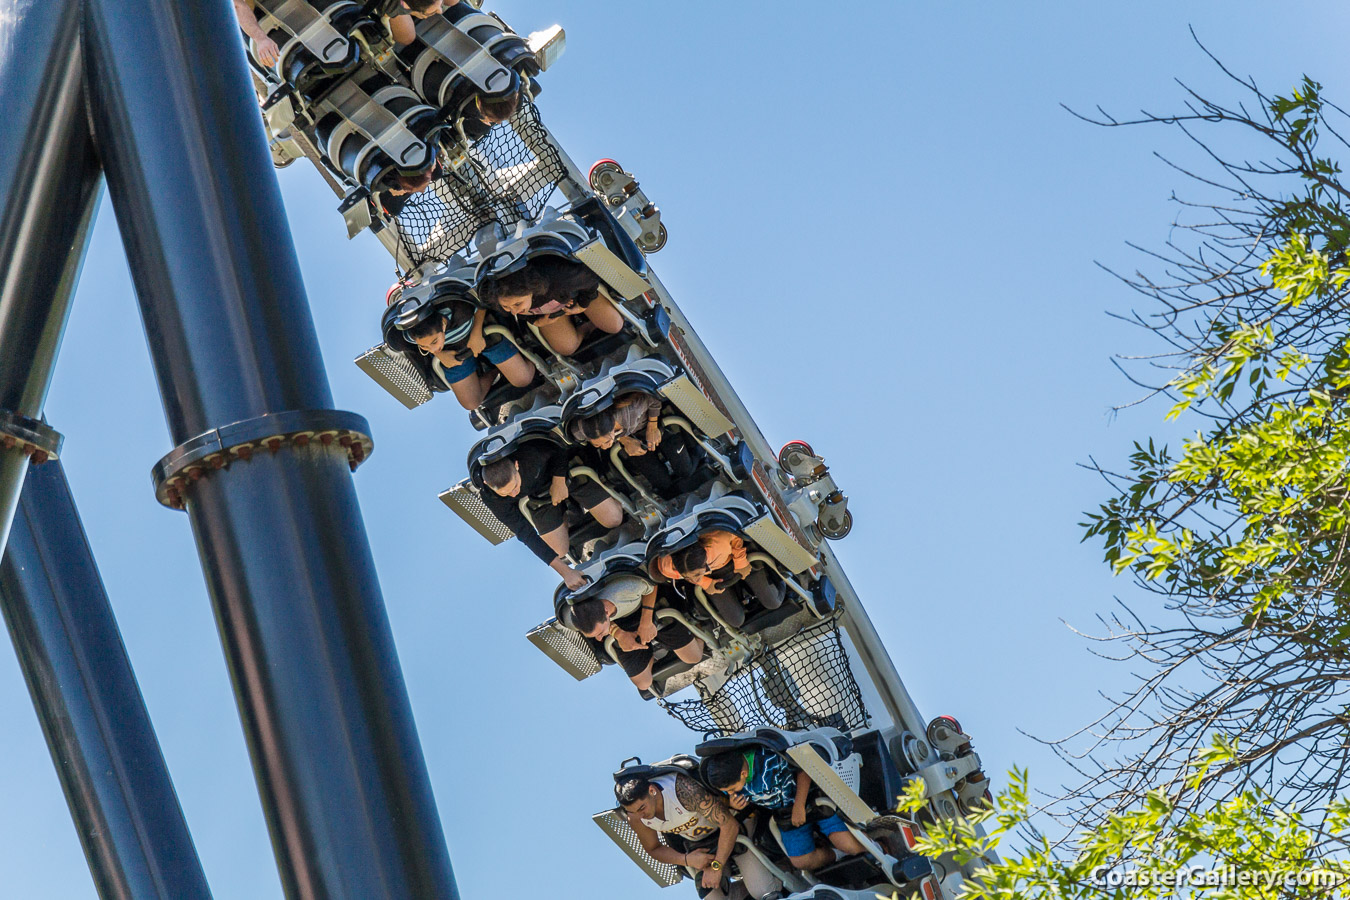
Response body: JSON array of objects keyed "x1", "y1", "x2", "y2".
[{"x1": 480, "y1": 441, "x2": 569, "y2": 562}]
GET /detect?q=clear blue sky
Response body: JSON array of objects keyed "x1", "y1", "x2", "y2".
[{"x1": 1, "y1": 2, "x2": 1344, "y2": 897}]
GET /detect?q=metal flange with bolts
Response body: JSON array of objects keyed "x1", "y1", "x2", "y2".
[
  {"x1": 151, "y1": 408, "x2": 375, "y2": 510},
  {"x1": 0, "y1": 410, "x2": 63, "y2": 465}
]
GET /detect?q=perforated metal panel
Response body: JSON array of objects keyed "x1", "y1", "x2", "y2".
[
  {"x1": 574, "y1": 238, "x2": 651, "y2": 300},
  {"x1": 593, "y1": 809, "x2": 683, "y2": 887},
  {"x1": 659, "y1": 375, "x2": 733, "y2": 438},
  {"x1": 745, "y1": 515, "x2": 818, "y2": 575},
  {"x1": 526, "y1": 618, "x2": 603, "y2": 681},
  {"x1": 354, "y1": 344, "x2": 434, "y2": 409},
  {"x1": 785, "y1": 744, "x2": 874, "y2": 825},
  {"x1": 438, "y1": 480, "x2": 514, "y2": 544}
]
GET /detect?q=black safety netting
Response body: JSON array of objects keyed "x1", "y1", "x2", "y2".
[
  {"x1": 660, "y1": 620, "x2": 869, "y2": 736},
  {"x1": 393, "y1": 97, "x2": 565, "y2": 269}
]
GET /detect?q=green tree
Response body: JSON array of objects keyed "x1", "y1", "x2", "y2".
[
  {"x1": 897, "y1": 45, "x2": 1350, "y2": 900},
  {"x1": 1059, "y1": 47, "x2": 1350, "y2": 821},
  {"x1": 896, "y1": 758, "x2": 1350, "y2": 899}
]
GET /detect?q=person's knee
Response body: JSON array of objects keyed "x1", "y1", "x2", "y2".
[
  {"x1": 830, "y1": 831, "x2": 865, "y2": 854},
  {"x1": 629, "y1": 669, "x2": 654, "y2": 691},
  {"x1": 675, "y1": 638, "x2": 704, "y2": 663},
  {"x1": 544, "y1": 328, "x2": 580, "y2": 355},
  {"x1": 591, "y1": 498, "x2": 623, "y2": 528},
  {"x1": 500, "y1": 356, "x2": 535, "y2": 386},
  {"x1": 787, "y1": 852, "x2": 816, "y2": 870},
  {"x1": 590, "y1": 298, "x2": 624, "y2": 333}
]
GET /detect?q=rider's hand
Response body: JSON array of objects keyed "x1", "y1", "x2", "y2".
[
  {"x1": 561, "y1": 566, "x2": 588, "y2": 591},
  {"x1": 645, "y1": 421, "x2": 662, "y2": 450},
  {"x1": 700, "y1": 868, "x2": 722, "y2": 891},
  {"x1": 550, "y1": 478, "x2": 569, "y2": 506},
  {"x1": 727, "y1": 792, "x2": 749, "y2": 811},
  {"x1": 255, "y1": 35, "x2": 280, "y2": 67},
  {"x1": 685, "y1": 849, "x2": 713, "y2": 869},
  {"x1": 618, "y1": 435, "x2": 647, "y2": 457},
  {"x1": 467, "y1": 331, "x2": 487, "y2": 356},
  {"x1": 612, "y1": 628, "x2": 646, "y2": 653},
  {"x1": 790, "y1": 803, "x2": 807, "y2": 829},
  {"x1": 636, "y1": 616, "x2": 659, "y2": 645}
]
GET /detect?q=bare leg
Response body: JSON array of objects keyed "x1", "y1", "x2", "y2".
[
  {"x1": 449, "y1": 370, "x2": 495, "y2": 409},
  {"x1": 586, "y1": 497, "x2": 624, "y2": 528},
  {"x1": 495, "y1": 353, "x2": 536, "y2": 387},
  {"x1": 539, "y1": 523, "x2": 570, "y2": 560},
  {"x1": 787, "y1": 846, "x2": 834, "y2": 871},
  {"x1": 584, "y1": 294, "x2": 624, "y2": 335},
  {"x1": 828, "y1": 830, "x2": 865, "y2": 857},
  {"x1": 673, "y1": 637, "x2": 705, "y2": 664},
  {"x1": 536, "y1": 317, "x2": 581, "y2": 355}
]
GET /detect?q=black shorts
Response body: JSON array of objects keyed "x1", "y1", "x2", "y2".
[
  {"x1": 614, "y1": 617, "x2": 697, "y2": 678},
  {"x1": 525, "y1": 479, "x2": 612, "y2": 533}
]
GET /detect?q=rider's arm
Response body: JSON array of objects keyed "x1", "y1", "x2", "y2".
[
  {"x1": 675, "y1": 775, "x2": 739, "y2": 871},
  {"x1": 232, "y1": 0, "x2": 272, "y2": 43},
  {"x1": 628, "y1": 815, "x2": 689, "y2": 867}
]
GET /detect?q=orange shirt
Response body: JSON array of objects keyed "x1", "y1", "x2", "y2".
[{"x1": 657, "y1": 530, "x2": 749, "y2": 591}]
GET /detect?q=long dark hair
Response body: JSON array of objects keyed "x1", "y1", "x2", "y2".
[{"x1": 571, "y1": 409, "x2": 616, "y2": 443}]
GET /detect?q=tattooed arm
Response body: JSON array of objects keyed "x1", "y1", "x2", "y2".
[{"x1": 676, "y1": 774, "x2": 740, "y2": 887}]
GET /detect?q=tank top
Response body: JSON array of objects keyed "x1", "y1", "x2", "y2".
[{"x1": 640, "y1": 774, "x2": 719, "y2": 842}]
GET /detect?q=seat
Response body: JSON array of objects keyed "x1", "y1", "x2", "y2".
[
  {"x1": 248, "y1": 0, "x2": 371, "y2": 97},
  {"x1": 465, "y1": 409, "x2": 567, "y2": 486},
  {"x1": 313, "y1": 72, "x2": 449, "y2": 194},
  {"x1": 401, "y1": 6, "x2": 539, "y2": 123}
]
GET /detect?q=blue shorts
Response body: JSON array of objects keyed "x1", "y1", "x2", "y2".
[
  {"x1": 778, "y1": 813, "x2": 848, "y2": 858},
  {"x1": 437, "y1": 335, "x2": 519, "y2": 385}
]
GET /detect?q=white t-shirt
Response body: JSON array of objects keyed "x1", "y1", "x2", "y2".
[
  {"x1": 597, "y1": 575, "x2": 652, "y2": 620},
  {"x1": 640, "y1": 774, "x2": 719, "y2": 842}
]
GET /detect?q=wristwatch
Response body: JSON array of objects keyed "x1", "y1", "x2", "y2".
[{"x1": 709, "y1": 860, "x2": 722, "y2": 871}]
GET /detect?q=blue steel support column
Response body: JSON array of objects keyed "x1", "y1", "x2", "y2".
[
  {"x1": 0, "y1": 462, "x2": 213, "y2": 900},
  {"x1": 82, "y1": 1, "x2": 459, "y2": 898},
  {"x1": 0, "y1": 0, "x2": 101, "y2": 555}
]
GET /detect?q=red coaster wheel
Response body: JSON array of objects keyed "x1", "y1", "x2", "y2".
[
  {"x1": 778, "y1": 440, "x2": 815, "y2": 462},
  {"x1": 926, "y1": 715, "x2": 963, "y2": 748},
  {"x1": 588, "y1": 158, "x2": 624, "y2": 194}
]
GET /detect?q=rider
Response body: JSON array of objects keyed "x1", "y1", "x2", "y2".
[
  {"x1": 569, "y1": 393, "x2": 704, "y2": 498},
  {"x1": 388, "y1": 285, "x2": 535, "y2": 409},
  {"x1": 656, "y1": 532, "x2": 784, "y2": 628},
  {"x1": 703, "y1": 748, "x2": 866, "y2": 872},
  {"x1": 478, "y1": 256, "x2": 625, "y2": 356},
  {"x1": 479, "y1": 445, "x2": 623, "y2": 589},
  {"x1": 616, "y1": 772, "x2": 783, "y2": 900},
  {"x1": 566, "y1": 579, "x2": 704, "y2": 694}
]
